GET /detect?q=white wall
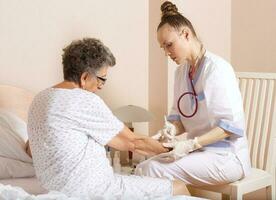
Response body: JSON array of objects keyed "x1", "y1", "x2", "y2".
[{"x1": 0, "y1": 0, "x2": 149, "y2": 134}]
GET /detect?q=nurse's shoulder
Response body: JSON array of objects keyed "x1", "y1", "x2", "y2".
[{"x1": 203, "y1": 51, "x2": 235, "y2": 79}]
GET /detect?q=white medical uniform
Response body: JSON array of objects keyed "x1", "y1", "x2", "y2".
[
  {"x1": 136, "y1": 51, "x2": 251, "y2": 186},
  {"x1": 28, "y1": 88, "x2": 172, "y2": 199}
]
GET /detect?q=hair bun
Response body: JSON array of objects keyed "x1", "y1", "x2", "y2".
[{"x1": 161, "y1": 1, "x2": 178, "y2": 17}]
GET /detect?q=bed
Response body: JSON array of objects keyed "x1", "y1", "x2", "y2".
[{"x1": 0, "y1": 85, "x2": 47, "y2": 195}]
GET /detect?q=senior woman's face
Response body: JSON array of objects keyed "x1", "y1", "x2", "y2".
[{"x1": 81, "y1": 66, "x2": 108, "y2": 93}]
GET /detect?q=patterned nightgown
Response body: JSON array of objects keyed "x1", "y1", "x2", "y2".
[{"x1": 27, "y1": 88, "x2": 172, "y2": 200}]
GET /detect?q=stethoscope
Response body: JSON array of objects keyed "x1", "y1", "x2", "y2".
[
  {"x1": 177, "y1": 50, "x2": 205, "y2": 118},
  {"x1": 177, "y1": 67, "x2": 198, "y2": 118}
]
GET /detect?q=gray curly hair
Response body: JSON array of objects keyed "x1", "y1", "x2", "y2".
[{"x1": 62, "y1": 38, "x2": 116, "y2": 83}]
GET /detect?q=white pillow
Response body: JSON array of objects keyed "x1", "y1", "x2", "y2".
[
  {"x1": 0, "y1": 156, "x2": 35, "y2": 179},
  {"x1": 0, "y1": 110, "x2": 32, "y2": 163}
]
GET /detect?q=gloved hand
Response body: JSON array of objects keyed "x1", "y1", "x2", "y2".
[
  {"x1": 162, "y1": 117, "x2": 176, "y2": 141},
  {"x1": 151, "y1": 130, "x2": 163, "y2": 141},
  {"x1": 151, "y1": 116, "x2": 176, "y2": 143},
  {"x1": 162, "y1": 132, "x2": 188, "y2": 148},
  {"x1": 173, "y1": 138, "x2": 201, "y2": 157},
  {"x1": 159, "y1": 137, "x2": 202, "y2": 162}
]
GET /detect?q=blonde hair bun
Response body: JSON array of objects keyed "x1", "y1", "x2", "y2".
[{"x1": 161, "y1": 1, "x2": 179, "y2": 17}]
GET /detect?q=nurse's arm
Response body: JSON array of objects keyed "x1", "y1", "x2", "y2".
[
  {"x1": 196, "y1": 127, "x2": 231, "y2": 147},
  {"x1": 171, "y1": 120, "x2": 185, "y2": 135},
  {"x1": 107, "y1": 125, "x2": 168, "y2": 156}
]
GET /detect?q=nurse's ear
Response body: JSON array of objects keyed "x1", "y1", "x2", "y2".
[{"x1": 180, "y1": 28, "x2": 190, "y2": 40}]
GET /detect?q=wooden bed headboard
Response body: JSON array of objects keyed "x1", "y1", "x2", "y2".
[{"x1": 0, "y1": 85, "x2": 34, "y2": 122}]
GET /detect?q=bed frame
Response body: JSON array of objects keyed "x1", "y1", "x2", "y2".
[
  {"x1": 0, "y1": 85, "x2": 34, "y2": 122},
  {"x1": 0, "y1": 85, "x2": 47, "y2": 194}
]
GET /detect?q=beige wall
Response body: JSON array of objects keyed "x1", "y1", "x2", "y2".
[
  {"x1": 231, "y1": 1, "x2": 276, "y2": 199},
  {"x1": 148, "y1": 0, "x2": 168, "y2": 135},
  {"x1": 0, "y1": 0, "x2": 149, "y2": 134},
  {"x1": 2, "y1": 0, "x2": 274, "y2": 134},
  {"x1": 0, "y1": 0, "x2": 275, "y2": 199},
  {"x1": 231, "y1": 0, "x2": 276, "y2": 72}
]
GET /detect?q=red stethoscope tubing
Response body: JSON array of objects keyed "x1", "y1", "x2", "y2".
[{"x1": 177, "y1": 70, "x2": 198, "y2": 118}]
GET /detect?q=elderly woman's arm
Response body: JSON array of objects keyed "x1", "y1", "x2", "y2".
[{"x1": 107, "y1": 126, "x2": 168, "y2": 156}]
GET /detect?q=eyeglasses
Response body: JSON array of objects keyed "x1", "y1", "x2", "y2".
[{"x1": 96, "y1": 76, "x2": 107, "y2": 85}]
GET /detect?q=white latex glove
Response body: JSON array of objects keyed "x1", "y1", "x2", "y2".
[
  {"x1": 151, "y1": 130, "x2": 163, "y2": 140},
  {"x1": 162, "y1": 132, "x2": 188, "y2": 148},
  {"x1": 151, "y1": 116, "x2": 176, "y2": 142},
  {"x1": 162, "y1": 116, "x2": 176, "y2": 141},
  {"x1": 173, "y1": 138, "x2": 201, "y2": 157},
  {"x1": 162, "y1": 137, "x2": 202, "y2": 161}
]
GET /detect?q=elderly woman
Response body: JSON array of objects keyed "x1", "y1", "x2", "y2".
[{"x1": 27, "y1": 38, "x2": 189, "y2": 199}]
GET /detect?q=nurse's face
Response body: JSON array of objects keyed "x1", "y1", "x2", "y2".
[
  {"x1": 80, "y1": 66, "x2": 108, "y2": 93},
  {"x1": 157, "y1": 24, "x2": 190, "y2": 65}
]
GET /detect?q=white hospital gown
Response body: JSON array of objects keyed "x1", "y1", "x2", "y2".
[{"x1": 27, "y1": 88, "x2": 172, "y2": 199}]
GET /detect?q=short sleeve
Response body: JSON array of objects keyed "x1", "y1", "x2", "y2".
[
  {"x1": 203, "y1": 62, "x2": 245, "y2": 138},
  {"x1": 78, "y1": 95, "x2": 124, "y2": 145},
  {"x1": 167, "y1": 67, "x2": 181, "y2": 122}
]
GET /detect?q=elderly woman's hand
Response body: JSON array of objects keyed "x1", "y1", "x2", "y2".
[{"x1": 134, "y1": 137, "x2": 169, "y2": 156}]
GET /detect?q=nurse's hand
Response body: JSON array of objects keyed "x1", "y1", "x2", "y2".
[
  {"x1": 162, "y1": 132, "x2": 188, "y2": 148},
  {"x1": 163, "y1": 118, "x2": 176, "y2": 140},
  {"x1": 151, "y1": 120, "x2": 177, "y2": 142},
  {"x1": 151, "y1": 130, "x2": 163, "y2": 141},
  {"x1": 153, "y1": 143, "x2": 190, "y2": 163},
  {"x1": 154, "y1": 143, "x2": 190, "y2": 163},
  {"x1": 173, "y1": 139, "x2": 197, "y2": 156},
  {"x1": 162, "y1": 137, "x2": 202, "y2": 159}
]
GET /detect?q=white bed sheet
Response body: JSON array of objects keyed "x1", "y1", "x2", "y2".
[
  {"x1": 0, "y1": 177, "x2": 47, "y2": 195},
  {"x1": 0, "y1": 181, "x2": 207, "y2": 200}
]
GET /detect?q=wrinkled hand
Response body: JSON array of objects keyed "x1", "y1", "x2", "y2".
[{"x1": 134, "y1": 137, "x2": 168, "y2": 156}]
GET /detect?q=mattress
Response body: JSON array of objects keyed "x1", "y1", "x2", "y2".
[
  {"x1": 0, "y1": 177, "x2": 47, "y2": 195},
  {"x1": 0, "y1": 178, "x2": 208, "y2": 199}
]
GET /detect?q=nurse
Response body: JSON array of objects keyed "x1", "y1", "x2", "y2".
[{"x1": 135, "y1": 1, "x2": 251, "y2": 186}]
